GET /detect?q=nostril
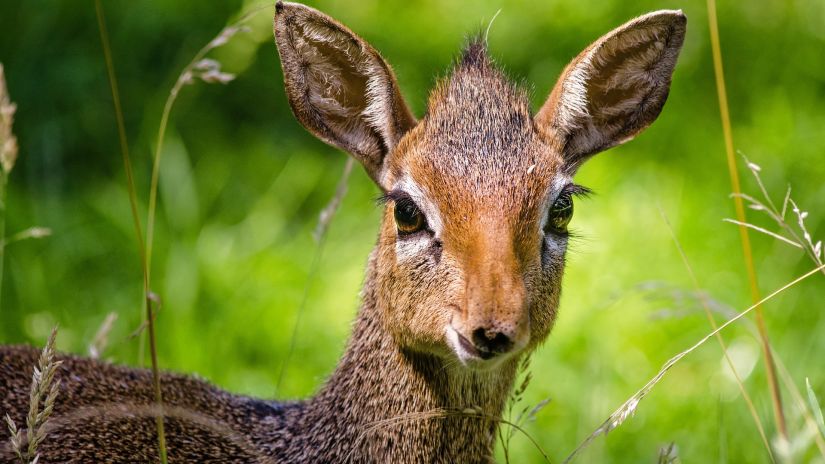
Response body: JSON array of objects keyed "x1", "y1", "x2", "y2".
[{"x1": 471, "y1": 328, "x2": 514, "y2": 358}]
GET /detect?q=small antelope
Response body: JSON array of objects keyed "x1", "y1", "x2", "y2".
[{"x1": 1, "y1": 2, "x2": 685, "y2": 462}]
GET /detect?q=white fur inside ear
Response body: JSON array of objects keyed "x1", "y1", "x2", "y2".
[
  {"x1": 549, "y1": 10, "x2": 686, "y2": 162},
  {"x1": 363, "y1": 64, "x2": 397, "y2": 148},
  {"x1": 292, "y1": 22, "x2": 386, "y2": 156},
  {"x1": 277, "y1": 6, "x2": 415, "y2": 173},
  {"x1": 299, "y1": 21, "x2": 398, "y2": 148},
  {"x1": 555, "y1": 62, "x2": 591, "y2": 134}
]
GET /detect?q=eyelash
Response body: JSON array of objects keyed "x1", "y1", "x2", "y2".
[
  {"x1": 379, "y1": 190, "x2": 431, "y2": 236},
  {"x1": 564, "y1": 184, "x2": 593, "y2": 198}
]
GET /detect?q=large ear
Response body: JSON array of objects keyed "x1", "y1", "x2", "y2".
[
  {"x1": 534, "y1": 10, "x2": 686, "y2": 172},
  {"x1": 273, "y1": 1, "x2": 416, "y2": 186}
]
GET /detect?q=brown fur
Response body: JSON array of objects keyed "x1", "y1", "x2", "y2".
[{"x1": 1, "y1": 2, "x2": 686, "y2": 462}]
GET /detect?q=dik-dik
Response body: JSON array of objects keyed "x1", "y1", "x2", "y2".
[{"x1": 1, "y1": 2, "x2": 686, "y2": 462}]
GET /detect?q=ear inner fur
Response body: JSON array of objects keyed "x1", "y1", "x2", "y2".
[
  {"x1": 273, "y1": 2, "x2": 416, "y2": 186},
  {"x1": 535, "y1": 10, "x2": 687, "y2": 173}
]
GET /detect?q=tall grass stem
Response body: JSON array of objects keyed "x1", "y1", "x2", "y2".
[
  {"x1": 705, "y1": 0, "x2": 787, "y2": 441},
  {"x1": 94, "y1": 2, "x2": 168, "y2": 462},
  {"x1": 278, "y1": 158, "x2": 354, "y2": 390},
  {"x1": 141, "y1": 2, "x2": 267, "y2": 364}
]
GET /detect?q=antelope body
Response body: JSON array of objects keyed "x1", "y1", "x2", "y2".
[{"x1": 1, "y1": 2, "x2": 686, "y2": 462}]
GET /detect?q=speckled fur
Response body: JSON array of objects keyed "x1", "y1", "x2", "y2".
[
  {"x1": 2, "y1": 3, "x2": 685, "y2": 462},
  {"x1": 1, "y1": 268, "x2": 510, "y2": 463}
]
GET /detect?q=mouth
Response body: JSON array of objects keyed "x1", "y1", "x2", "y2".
[
  {"x1": 455, "y1": 331, "x2": 495, "y2": 360},
  {"x1": 445, "y1": 324, "x2": 510, "y2": 369}
]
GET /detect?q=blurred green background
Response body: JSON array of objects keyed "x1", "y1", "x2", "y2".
[{"x1": 1, "y1": 0, "x2": 824, "y2": 462}]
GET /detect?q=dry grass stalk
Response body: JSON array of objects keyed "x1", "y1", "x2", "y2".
[
  {"x1": 93, "y1": 2, "x2": 168, "y2": 461},
  {"x1": 88, "y1": 312, "x2": 118, "y2": 359},
  {"x1": 657, "y1": 442, "x2": 680, "y2": 464},
  {"x1": 498, "y1": 356, "x2": 550, "y2": 463},
  {"x1": 705, "y1": 0, "x2": 788, "y2": 441},
  {"x1": 0, "y1": 62, "x2": 18, "y2": 311},
  {"x1": 0, "y1": 63, "x2": 17, "y2": 174},
  {"x1": 145, "y1": 8, "x2": 262, "y2": 279},
  {"x1": 278, "y1": 157, "x2": 356, "y2": 389},
  {"x1": 722, "y1": 156, "x2": 825, "y2": 459},
  {"x1": 5, "y1": 327, "x2": 62, "y2": 464},
  {"x1": 138, "y1": 8, "x2": 261, "y2": 413},
  {"x1": 313, "y1": 158, "x2": 355, "y2": 243},
  {"x1": 563, "y1": 263, "x2": 825, "y2": 463},
  {"x1": 0, "y1": 63, "x2": 51, "y2": 314},
  {"x1": 659, "y1": 207, "x2": 775, "y2": 462},
  {"x1": 726, "y1": 155, "x2": 823, "y2": 274}
]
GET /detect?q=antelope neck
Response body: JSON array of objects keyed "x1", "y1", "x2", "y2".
[{"x1": 287, "y1": 257, "x2": 520, "y2": 462}]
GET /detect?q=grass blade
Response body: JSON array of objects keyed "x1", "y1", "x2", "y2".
[
  {"x1": 564, "y1": 263, "x2": 825, "y2": 463},
  {"x1": 706, "y1": 0, "x2": 787, "y2": 441},
  {"x1": 93, "y1": 2, "x2": 167, "y2": 462},
  {"x1": 661, "y1": 207, "x2": 775, "y2": 462},
  {"x1": 807, "y1": 378, "x2": 825, "y2": 439},
  {"x1": 722, "y1": 219, "x2": 802, "y2": 249}
]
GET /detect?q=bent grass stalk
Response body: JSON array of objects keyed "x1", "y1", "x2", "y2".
[
  {"x1": 96, "y1": 4, "x2": 270, "y2": 459},
  {"x1": 706, "y1": 0, "x2": 788, "y2": 440},
  {"x1": 725, "y1": 157, "x2": 825, "y2": 457},
  {"x1": 658, "y1": 206, "x2": 775, "y2": 462},
  {"x1": 139, "y1": 2, "x2": 267, "y2": 362},
  {"x1": 563, "y1": 263, "x2": 825, "y2": 463},
  {"x1": 277, "y1": 157, "x2": 355, "y2": 391}
]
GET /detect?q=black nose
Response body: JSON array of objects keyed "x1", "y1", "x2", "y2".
[{"x1": 471, "y1": 328, "x2": 514, "y2": 359}]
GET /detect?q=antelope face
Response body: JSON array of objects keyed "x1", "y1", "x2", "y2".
[
  {"x1": 274, "y1": 2, "x2": 686, "y2": 370},
  {"x1": 374, "y1": 52, "x2": 572, "y2": 369}
]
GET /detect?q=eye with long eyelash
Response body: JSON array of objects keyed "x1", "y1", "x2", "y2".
[
  {"x1": 544, "y1": 184, "x2": 591, "y2": 235},
  {"x1": 378, "y1": 190, "x2": 428, "y2": 235}
]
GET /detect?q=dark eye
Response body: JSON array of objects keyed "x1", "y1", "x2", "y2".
[
  {"x1": 545, "y1": 191, "x2": 574, "y2": 233},
  {"x1": 394, "y1": 198, "x2": 426, "y2": 235}
]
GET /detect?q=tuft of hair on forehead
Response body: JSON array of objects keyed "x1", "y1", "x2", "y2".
[
  {"x1": 425, "y1": 36, "x2": 531, "y2": 127},
  {"x1": 418, "y1": 35, "x2": 536, "y2": 179},
  {"x1": 426, "y1": 35, "x2": 531, "y2": 121},
  {"x1": 459, "y1": 36, "x2": 491, "y2": 70}
]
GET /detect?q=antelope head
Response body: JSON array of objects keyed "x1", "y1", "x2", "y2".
[{"x1": 274, "y1": 2, "x2": 686, "y2": 370}]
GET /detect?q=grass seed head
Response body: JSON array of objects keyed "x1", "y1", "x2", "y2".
[{"x1": 0, "y1": 63, "x2": 19, "y2": 174}]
